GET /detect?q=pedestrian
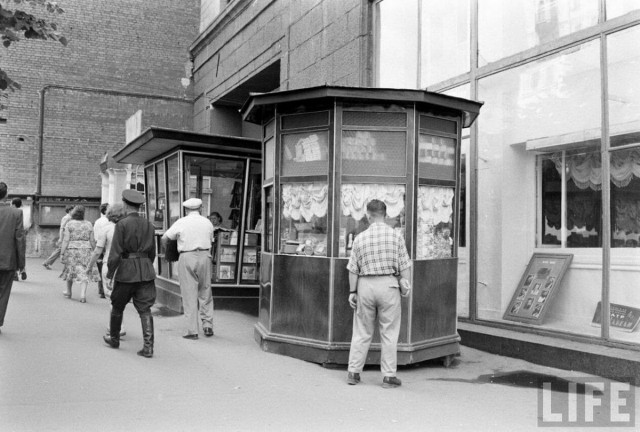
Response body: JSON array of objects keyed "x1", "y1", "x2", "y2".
[
  {"x1": 92, "y1": 203, "x2": 110, "y2": 298},
  {"x1": 0, "y1": 182, "x2": 26, "y2": 334},
  {"x1": 345, "y1": 199, "x2": 412, "y2": 388},
  {"x1": 103, "y1": 190, "x2": 157, "y2": 358},
  {"x1": 42, "y1": 204, "x2": 74, "y2": 270},
  {"x1": 10, "y1": 198, "x2": 26, "y2": 281},
  {"x1": 87, "y1": 202, "x2": 128, "y2": 337},
  {"x1": 60, "y1": 205, "x2": 101, "y2": 302},
  {"x1": 162, "y1": 198, "x2": 215, "y2": 339}
]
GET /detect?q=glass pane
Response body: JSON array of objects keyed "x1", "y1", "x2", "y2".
[
  {"x1": 376, "y1": 0, "x2": 418, "y2": 88},
  {"x1": 442, "y1": 83, "x2": 471, "y2": 137},
  {"x1": 416, "y1": 185, "x2": 454, "y2": 260},
  {"x1": 339, "y1": 184, "x2": 406, "y2": 258},
  {"x1": 183, "y1": 155, "x2": 245, "y2": 231},
  {"x1": 478, "y1": 0, "x2": 598, "y2": 66},
  {"x1": 476, "y1": 41, "x2": 603, "y2": 337},
  {"x1": 265, "y1": 136, "x2": 275, "y2": 180},
  {"x1": 342, "y1": 130, "x2": 406, "y2": 176},
  {"x1": 280, "y1": 182, "x2": 328, "y2": 256},
  {"x1": 420, "y1": 0, "x2": 470, "y2": 86},
  {"x1": 281, "y1": 131, "x2": 329, "y2": 177},
  {"x1": 265, "y1": 186, "x2": 274, "y2": 253},
  {"x1": 540, "y1": 156, "x2": 562, "y2": 246},
  {"x1": 167, "y1": 155, "x2": 181, "y2": 227},
  {"x1": 609, "y1": 148, "x2": 640, "y2": 345},
  {"x1": 418, "y1": 134, "x2": 456, "y2": 180},
  {"x1": 245, "y1": 161, "x2": 262, "y2": 233},
  {"x1": 607, "y1": 0, "x2": 640, "y2": 20},
  {"x1": 145, "y1": 165, "x2": 158, "y2": 229},
  {"x1": 478, "y1": 40, "x2": 600, "y2": 148},
  {"x1": 458, "y1": 138, "x2": 470, "y2": 318},
  {"x1": 156, "y1": 162, "x2": 166, "y2": 230},
  {"x1": 607, "y1": 25, "x2": 640, "y2": 147}
]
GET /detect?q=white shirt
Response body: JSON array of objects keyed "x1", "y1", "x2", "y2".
[
  {"x1": 93, "y1": 214, "x2": 110, "y2": 241},
  {"x1": 95, "y1": 222, "x2": 115, "y2": 262},
  {"x1": 163, "y1": 212, "x2": 214, "y2": 252}
]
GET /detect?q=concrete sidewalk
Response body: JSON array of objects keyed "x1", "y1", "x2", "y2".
[{"x1": 0, "y1": 259, "x2": 636, "y2": 432}]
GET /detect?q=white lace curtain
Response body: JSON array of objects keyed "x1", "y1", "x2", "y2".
[
  {"x1": 341, "y1": 184, "x2": 405, "y2": 221},
  {"x1": 417, "y1": 186, "x2": 454, "y2": 225},
  {"x1": 552, "y1": 149, "x2": 640, "y2": 190},
  {"x1": 282, "y1": 183, "x2": 328, "y2": 222}
]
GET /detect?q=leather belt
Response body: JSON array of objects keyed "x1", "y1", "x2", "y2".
[
  {"x1": 180, "y1": 248, "x2": 210, "y2": 254},
  {"x1": 122, "y1": 252, "x2": 147, "y2": 259}
]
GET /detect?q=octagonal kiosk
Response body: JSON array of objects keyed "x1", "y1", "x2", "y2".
[{"x1": 242, "y1": 86, "x2": 482, "y2": 366}]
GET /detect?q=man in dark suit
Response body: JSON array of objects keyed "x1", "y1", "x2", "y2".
[
  {"x1": 0, "y1": 182, "x2": 26, "y2": 334},
  {"x1": 104, "y1": 189, "x2": 157, "y2": 358}
]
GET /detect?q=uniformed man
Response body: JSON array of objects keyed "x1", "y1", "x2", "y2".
[
  {"x1": 104, "y1": 189, "x2": 157, "y2": 358},
  {"x1": 161, "y1": 198, "x2": 215, "y2": 339}
]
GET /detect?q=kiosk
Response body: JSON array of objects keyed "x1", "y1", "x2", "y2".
[
  {"x1": 112, "y1": 127, "x2": 262, "y2": 313},
  {"x1": 242, "y1": 86, "x2": 482, "y2": 365}
]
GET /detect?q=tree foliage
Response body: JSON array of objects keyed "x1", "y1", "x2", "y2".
[{"x1": 0, "y1": 0, "x2": 67, "y2": 97}]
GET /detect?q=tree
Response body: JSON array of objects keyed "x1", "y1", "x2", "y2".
[{"x1": 0, "y1": 0, "x2": 67, "y2": 108}]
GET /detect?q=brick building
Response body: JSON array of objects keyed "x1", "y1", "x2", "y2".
[{"x1": 0, "y1": 0, "x2": 199, "y2": 256}]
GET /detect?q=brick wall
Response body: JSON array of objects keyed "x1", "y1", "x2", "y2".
[
  {"x1": 191, "y1": 0, "x2": 369, "y2": 134},
  {"x1": 0, "y1": 0, "x2": 200, "y2": 256}
]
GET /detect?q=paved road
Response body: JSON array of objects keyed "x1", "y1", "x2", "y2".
[{"x1": 0, "y1": 259, "x2": 636, "y2": 432}]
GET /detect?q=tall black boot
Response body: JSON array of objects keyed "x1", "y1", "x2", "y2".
[
  {"x1": 137, "y1": 313, "x2": 154, "y2": 358},
  {"x1": 103, "y1": 311, "x2": 123, "y2": 348}
]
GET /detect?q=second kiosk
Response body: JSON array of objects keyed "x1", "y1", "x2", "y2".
[{"x1": 242, "y1": 86, "x2": 482, "y2": 366}]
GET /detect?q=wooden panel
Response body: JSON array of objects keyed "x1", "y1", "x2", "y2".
[
  {"x1": 272, "y1": 255, "x2": 330, "y2": 341},
  {"x1": 332, "y1": 259, "x2": 410, "y2": 344},
  {"x1": 259, "y1": 253, "x2": 273, "y2": 331},
  {"x1": 411, "y1": 258, "x2": 458, "y2": 342}
]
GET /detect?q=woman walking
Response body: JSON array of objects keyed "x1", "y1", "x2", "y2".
[{"x1": 60, "y1": 205, "x2": 100, "y2": 302}]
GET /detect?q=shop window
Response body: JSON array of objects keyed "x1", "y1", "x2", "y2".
[
  {"x1": 539, "y1": 150, "x2": 602, "y2": 248},
  {"x1": 342, "y1": 130, "x2": 406, "y2": 176},
  {"x1": 478, "y1": 0, "x2": 598, "y2": 67},
  {"x1": 416, "y1": 185, "x2": 454, "y2": 259},
  {"x1": 279, "y1": 182, "x2": 328, "y2": 256},
  {"x1": 418, "y1": 134, "x2": 456, "y2": 181},
  {"x1": 281, "y1": 131, "x2": 329, "y2": 177},
  {"x1": 339, "y1": 184, "x2": 406, "y2": 257},
  {"x1": 145, "y1": 165, "x2": 158, "y2": 229},
  {"x1": 265, "y1": 186, "x2": 274, "y2": 253},
  {"x1": 156, "y1": 161, "x2": 166, "y2": 230},
  {"x1": 167, "y1": 155, "x2": 180, "y2": 227}
]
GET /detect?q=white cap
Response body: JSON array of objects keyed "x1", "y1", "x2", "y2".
[{"x1": 182, "y1": 198, "x2": 202, "y2": 209}]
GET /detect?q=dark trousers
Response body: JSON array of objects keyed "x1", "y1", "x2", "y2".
[
  {"x1": 111, "y1": 279, "x2": 156, "y2": 316},
  {"x1": 0, "y1": 270, "x2": 15, "y2": 327}
]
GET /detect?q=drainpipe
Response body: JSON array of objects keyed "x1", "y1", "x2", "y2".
[{"x1": 35, "y1": 84, "x2": 192, "y2": 199}]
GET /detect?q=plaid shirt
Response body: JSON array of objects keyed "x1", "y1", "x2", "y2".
[{"x1": 347, "y1": 222, "x2": 411, "y2": 276}]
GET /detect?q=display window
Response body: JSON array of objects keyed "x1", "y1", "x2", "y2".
[
  {"x1": 339, "y1": 183, "x2": 406, "y2": 257},
  {"x1": 145, "y1": 165, "x2": 158, "y2": 229},
  {"x1": 279, "y1": 182, "x2": 328, "y2": 256},
  {"x1": 416, "y1": 185, "x2": 454, "y2": 260},
  {"x1": 167, "y1": 155, "x2": 181, "y2": 228},
  {"x1": 265, "y1": 186, "x2": 274, "y2": 253},
  {"x1": 281, "y1": 131, "x2": 329, "y2": 177},
  {"x1": 156, "y1": 161, "x2": 166, "y2": 230}
]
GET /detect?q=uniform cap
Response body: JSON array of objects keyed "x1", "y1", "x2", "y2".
[
  {"x1": 122, "y1": 189, "x2": 145, "y2": 206},
  {"x1": 183, "y1": 198, "x2": 202, "y2": 209}
]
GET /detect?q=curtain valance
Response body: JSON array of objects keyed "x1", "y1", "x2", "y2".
[
  {"x1": 282, "y1": 183, "x2": 328, "y2": 222},
  {"x1": 341, "y1": 184, "x2": 405, "y2": 221},
  {"x1": 552, "y1": 149, "x2": 640, "y2": 190}
]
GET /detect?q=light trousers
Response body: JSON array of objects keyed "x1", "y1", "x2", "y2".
[
  {"x1": 178, "y1": 250, "x2": 214, "y2": 335},
  {"x1": 348, "y1": 275, "x2": 401, "y2": 377}
]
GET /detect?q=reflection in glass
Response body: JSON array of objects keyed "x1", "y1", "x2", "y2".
[
  {"x1": 167, "y1": 155, "x2": 180, "y2": 227},
  {"x1": 606, "y1": 0, "x2": 640, "y2": 20},
  {"x1": 156, "y1": 162, "x2": 166, "y2": 230},
  {"x1": 145, "y1": 165, "x2": 158, "y2": 229},
  {"x1": 607, "y1": 25, "x2": 640, "y2": 147},
  {"x1": 376, "y1": 0, "x2": 418, "y2": 88},
  {"x1": 416, "y1": 186, "x2": 454, "y2": 259},
  {"x1": 265, "y1": 187, "x2": 274, "y2": 253},
  {"x1": 478, "y1": 0, "x2": 598, "y2": 66},
  {"x1": 339, "y1": 184, "x2": 406, "y2": 257},
  {"x1": 279, "y1": 183, "x2": 328, "y2": 256},
  {"x1": 420, "y1": 0, "x2": 470, "y2": 86}
]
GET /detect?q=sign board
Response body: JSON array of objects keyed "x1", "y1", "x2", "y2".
[
  {"x1": 125, "y1": 110, "x2": 142, "y2": 144},
  {"x1": 503, "y1": 253, "x2": 573, "y2": 325},
  {"x1": 591, "y1": 302, "x2": 640, "y2": 332}
]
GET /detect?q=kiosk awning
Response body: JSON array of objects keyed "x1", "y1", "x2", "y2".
[{"x1": 112, "y1": 127, "x2": 261, "y2": 165}]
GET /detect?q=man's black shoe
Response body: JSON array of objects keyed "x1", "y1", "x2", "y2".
[
  {"x1": 21, "y1": 271, "x2": 26, "y2": 280},
  {"x1": 204, "y1": 328, "x2": 214, "y2": 337},
  {"x1": 382, "y1": 376, "x2": 402, "y2": 388},
  {"x1": 347, "y1": 372, "x2": 361, "y2": 385},
  {"x1": 183, "y1": 334, "x2": 198, "y2": 340}
]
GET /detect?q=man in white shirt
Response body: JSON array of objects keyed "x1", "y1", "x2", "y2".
[
  {"x1": 161, "y1": 198, "x2": 215, "y2": 339},
  {"x1": 92, "y1": 203, "x2": 110, "y2": 298}
]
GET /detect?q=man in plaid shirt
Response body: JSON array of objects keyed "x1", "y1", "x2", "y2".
[{"x1": 346, "y1": 199, "x2": 412, "y2": 388}]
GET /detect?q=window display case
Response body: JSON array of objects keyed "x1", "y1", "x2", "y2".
[{"x1": 242, "y1": 86, "x2": 482, "y2": 366}]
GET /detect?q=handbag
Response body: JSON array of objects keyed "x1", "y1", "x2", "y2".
[{"x1": 164, "y1": 239, "x2": 180, "y2": 262}]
